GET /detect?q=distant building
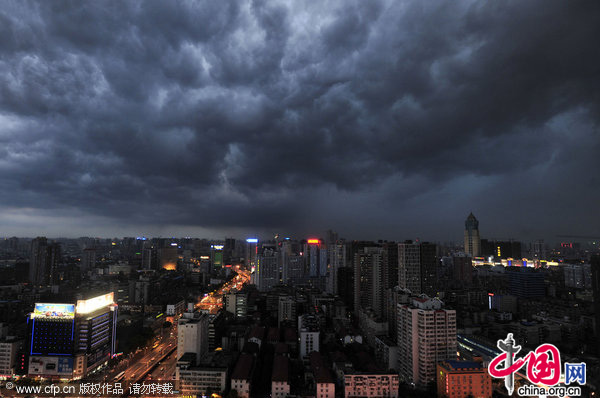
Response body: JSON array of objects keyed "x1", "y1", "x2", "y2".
[
  {"x1": 507, "y1": 267, "x2": 545, "y2": 299},
  {"x1": 481, "y1": 239, "x2": 522, "y2": 260},
  {"x1": 278, "y1": 296, "x2": 296, "y2": 327},
  {"x1": 257, "y1": 248, "x2": 280, "y2": 291},
  {"x1": 563, "y1": 263, "x2": 592, "y2": 289},
  {"x1": 397, "y1": 296, "x2": 457, "y2": 385},
  {"x1": 29, "y1": 237, "x2": 61, "y2": 286},
  {"x1": 464, "y1": 213, "x2": 481, "y2": 257},
  {"x1": 437, "y1": 359, "x2": 492, "y2": 398},
  {"x1": 397, "y1": 241, "x2": 437, "y2": 296},
  {"x1": 452, "y1": 254, "x2": 472, "y2": 286},
  {"x1": 81, "y1": 248, "x2": 96, "y2": 274},
  {"x1": 354, "y1": 247, "x2": 385, "y2": 317},
  {"x1": 299, "y1": 314, "x2": 320, "y2": 360},
  {"x1": 166, "y1": 300, "x2": 185, "y2": 316},
  {"x1": 225, "y1": 291, "x2": 248, "y2": 318}
]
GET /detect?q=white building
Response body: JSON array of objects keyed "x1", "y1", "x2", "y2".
[
  {"x1": 278, "y1": 296, "x2": 296, "y2": 327},
  {"x1": 177, "y1": 312, "x2": 209, "y2": 365},
  {"x1": 0, "y1": 338, "x2": 22, "y2": 379},
  {"x1": 299, "y1": 314, "x2": 320, "y2": 359},
  {"x1": 397, "y1": 296, "x2": 457, "y2": 386}
]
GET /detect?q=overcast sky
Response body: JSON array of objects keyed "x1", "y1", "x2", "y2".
[{"x1": 0, "y1": 0, "x2": 598, "y2": 242}]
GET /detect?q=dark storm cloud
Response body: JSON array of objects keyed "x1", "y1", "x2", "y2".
[{"x1": 0, "y1": 0, "x2": 598, "y2": 240}]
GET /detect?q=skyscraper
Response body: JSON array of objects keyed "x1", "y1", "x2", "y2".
[
  {"x1": 257, "y1": 247, "x2": 280, "y2": 291},
  {"x1": 29, "y1": 237, "x2": 61, "y2": 286},
  {"x1": 397, "y1": 241, "x2": 437, "y2": 296},
  {"x1": 397, "y1": 296, "x2": 457, "y2": 385},
  {"x1": 354, "y1": 247, "x2": 385, "y2": 317},
  {"x1": 464, "y1": 213, "x2": 481, "y2": 257}
]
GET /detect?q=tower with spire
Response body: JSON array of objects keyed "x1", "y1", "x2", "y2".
[{"x1": 464, "y1": 212, "x2": 481, "y2": 257}]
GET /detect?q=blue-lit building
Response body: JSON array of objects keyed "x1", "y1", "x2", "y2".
[
  {"x1": 507, "y1": 267, "x2": 545, "y2": 299},
  {"x1": 27, "y1": 293, "x2": 117, "y2": 380}
]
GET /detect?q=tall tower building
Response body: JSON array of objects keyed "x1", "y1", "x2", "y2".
[
  {"x1": 464, "y1": 213, "x2": 481, "y2": 257},
  {"x1": 257, "y1": 247, "x2": 280, "y2": 291},
  {"x1": 326, "y1": 242, "x2": 346, "y2": 295},
  {"x1": 354, "y1": 247, "x2": 384, "y2": 317},
  {"x1": 177, "y1": 312, "x2": 209, "y2": 365},
  {"x1": 397, "y1": 241, "x2": 437, "y2": 296},
  {"x1": 397, "y1": 296, "x2": 457, "y2": 385},
  {"x1": 29, "y1": 238, "x2": 61, "y2": 286}
]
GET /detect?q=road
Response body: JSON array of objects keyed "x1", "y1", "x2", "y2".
[
  {"x1": 196, "y1": 269, "x2": 251, "y2": 314},
  {"x1": 103, "y1": 326, "x2": 177, "y2": 383}
]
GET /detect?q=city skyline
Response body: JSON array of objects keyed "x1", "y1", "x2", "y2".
[{"x1": 1, "y1": 1, "x2": 599, "y2": 241}]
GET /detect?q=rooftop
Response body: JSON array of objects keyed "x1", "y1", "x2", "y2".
[
  {"x1": 231, "y1": 353, "x2": 254, "y2": 380},
  {"x1": 271, "y1": 356, "x2": 289, "y2": 382}
]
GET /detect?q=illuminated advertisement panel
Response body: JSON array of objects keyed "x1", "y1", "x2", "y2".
[
  {"x1": 75, "y1": 293, "x2": 114, "y2": 315},
  {"x1": 28, "y1": 356, "x2": 74, "y2": 377},
  {"x1": 32, "y1": 303, "x2": 75, "y2": 319}
]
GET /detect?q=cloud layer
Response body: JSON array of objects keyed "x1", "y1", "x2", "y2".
[{"x1": 0, "y1": 0, "x2": 599, "y2": 241}]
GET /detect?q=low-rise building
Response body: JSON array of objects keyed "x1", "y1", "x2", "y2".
[
  {"x1": 231, "y1": 353, "x2": 254, "y2": 398},
  {"x1": 436, "y1": 360, "x2": 492, "y2": 398},
  {"x1": 271, "y1": 356, "x2": 290, "y2": 398},
  {"x1": 344, "y1": 373, "x2": 399, "y2": 398}
]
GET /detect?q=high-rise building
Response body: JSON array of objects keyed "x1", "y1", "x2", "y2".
[
  {"x1": 27, "y1": 293, "x2": 117, "y2": 380},
  {"x1": 452, "y1": 254, "x2": 473, "y2": 286},
  {"x1": 80, "y1": 248, "x2": 96, "y2": 274},
  {"x1": 177, "y1": 312, "x2": 209, "y2": 365},
  {"x1": 306, "y1": 239, "x2": 327, "y2": 277},
  {"x1": 507, "y1": 267, "x2": 545, "y2": 299},
  {"x1": 397, "y1": 241, "x2": 437, "y2": 296},
  {"x1": 354, "y1": 247, "x2": 385, "y2": 317},
  {"x1": 29, "y1": 238, "x2": 61, "y2": 286},
  {"x1": 257, "y1": 247, "x2": 280, "y2": 291},
  {"x1": 245, "y1": 238, "x2": 259, "y2": 270},
  {"x1": 464, "y1": 213, "x2": 481, "y2": 257},
  {"x1": 397, "y1": 296, "x2": 456, "y2": 385},
  {"x1": 210, "y1": 244, "x2": 224, "y2": 274},
  {"x1": 326, "y1": 242, "x2": 346, "y2": 295},
  {"x1": 159, "y1": 245, "x2": 178, "y2": 271}
]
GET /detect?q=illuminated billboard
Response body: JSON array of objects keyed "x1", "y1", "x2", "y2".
[
  {"x1": 28, "y1": 356, "x2": 74, "y2": 377},
  {"x1": 32, "y1": 303, "x2": 75, "y2": 319},
  {"x1": 76, "y1": 293, "x2": 114, "y2": 315},
  {"x1": 307, "y1": 239, "x2": 320, "y2": 244},
  {"x1": 246, "y1": 238, "x2": 258, "y2": 243},
  {"x1": 212, "y1": 245, "x2": 224, "y2": 250}
]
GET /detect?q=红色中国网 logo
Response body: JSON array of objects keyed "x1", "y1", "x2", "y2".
[{"x1": 488, "y1": 333, "x2": 586, "y2": 397}]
